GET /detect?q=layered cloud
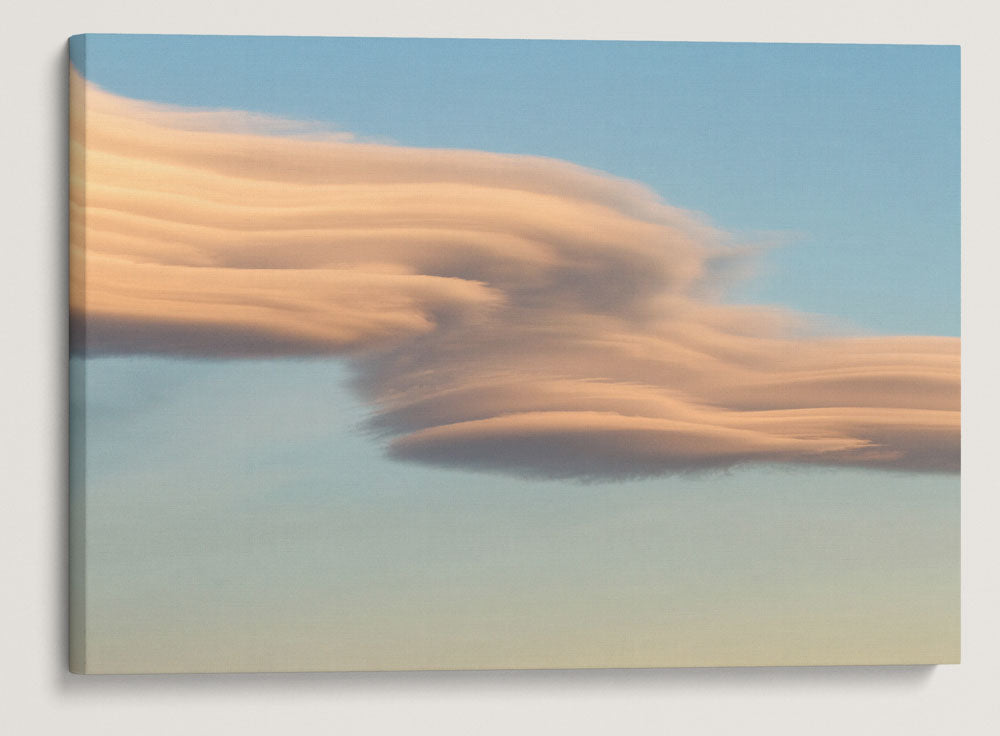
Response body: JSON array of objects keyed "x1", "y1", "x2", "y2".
[{"x1": 70, "y1": 70, "x2": 960, "y2": 478}]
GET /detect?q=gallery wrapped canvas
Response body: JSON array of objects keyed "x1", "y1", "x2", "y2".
[{"x1": 68, "y1": 34, "x2": 959, "y2": 673}]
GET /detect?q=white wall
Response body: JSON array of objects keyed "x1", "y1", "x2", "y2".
[{"x1": 3, "y1": 1, "x2": 998, "y2": 733}]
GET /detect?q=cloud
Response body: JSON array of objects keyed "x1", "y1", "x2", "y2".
[{"x1": 70, "y1": 69, "x2": 959, "y2": 478}]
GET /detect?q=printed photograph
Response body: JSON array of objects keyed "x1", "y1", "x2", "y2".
[{"x1": 68, "y1": 35, "x2": 960, "y2": 673}]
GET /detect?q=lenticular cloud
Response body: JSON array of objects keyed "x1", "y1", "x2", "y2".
[{"x1": 70, "y1": 69, "x2": 960, "y2": 478}]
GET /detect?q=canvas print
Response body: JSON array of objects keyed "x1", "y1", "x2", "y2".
[{"x1": 68, "y1": 35, "x2": 960, "y2": 673}]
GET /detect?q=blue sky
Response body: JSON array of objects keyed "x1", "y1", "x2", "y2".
[
  {"x1": 71, "y1": 36, "x2": 960, "y2": 672},
  {"x1": 72, "y1": 35, "x2": 959, "y2": 336}
]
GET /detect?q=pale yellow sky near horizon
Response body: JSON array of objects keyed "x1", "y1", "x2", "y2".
[{"x1": 74, "y1": 358, "x2": 957, "y2": 673}]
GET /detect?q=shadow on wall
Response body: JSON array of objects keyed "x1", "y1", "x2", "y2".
[{"x1": 57, "y1": 661, "x2": 937, "y2": 695}]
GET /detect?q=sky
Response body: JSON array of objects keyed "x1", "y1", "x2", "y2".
[
  {"x1": 69, "y1": 35, "x2": 960, "y2": 672},
  {"x1": 71, "y1": 35, "x2": 960, "y2": 336}
]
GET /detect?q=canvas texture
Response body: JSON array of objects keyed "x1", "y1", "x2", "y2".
[{"x1": 68, "y1": 35, "x2": 960, "y2": 674}]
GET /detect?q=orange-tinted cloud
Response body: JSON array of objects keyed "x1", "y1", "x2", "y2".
[{"x1": 70, "y1": 69, "x2": 959, "y2": 477}]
